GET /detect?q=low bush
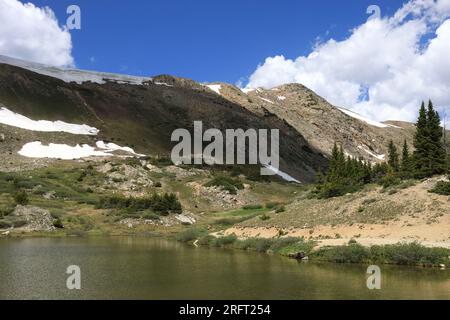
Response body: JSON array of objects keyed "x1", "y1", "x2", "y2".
[
  {"x1": 211, "y1": 234, "x2": 238, "y2": 247},
  {"x1": 53, "y1": 218, "x2": 64, "y2": 229},
  {"x1": 0, "y1": 206, "x2": 14, "y2": 218},
  {"x1": 205, "y1": 176, "x2": 244, "y2": 195},
  {"x1": 233, "y1": 238, "x2": 274, "y2": 253},
  {"x1": 429, "y1": 181, "x2": 450, "y2": 196},
  {"x1": 312, "y1": 242, "x2": 450, "y2": 266},
  {"x1": 242, "y1": 204, "x2": 263, "y2": 210},
  {"x1": 97, "y1": 193, "x2": 182, "y2": 215},
  {"x1": 175, "y1": 228, "x2": 207, "y2": 243},
  {"x1": 14, "y1": 190, "x2": 29, "y2": 206},
  {"x1": 312, "y1": 243, "x2": 371, "y2": 264}
]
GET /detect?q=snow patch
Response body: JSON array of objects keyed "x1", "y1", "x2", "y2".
[
  {"x1": 18, "y1": 142, "x2": 110, "y2": 159},
  {"x1": 0, "y1": 55, "x2": 151, "y2": 85},
  {"x1": 357, "y1": 145, "x2": 385, "y2": 160},
  {"x1": 18, "y1": 141, "x2": 145, "y2": 159},
  {"x1": 264, "y1": 165, "x2": 301, "y2": 184},
  {"x1": 154, "y1": 82, "x2": 173, "y2": 87},
  {"x1": 261, "y1": 98, "x2": 275, "y2": 104},
  {"x1": 241, "y1": 88, "x2": 255, "y2": 94},
  {"x1": 338, "y1": 107, "x2": 388, "y2": 128},
  {"x1": 206, "y1": 84, "x2": 222, "y2": 95},
  {"x1": 0, "y1": 107, "x2": 99, "y2": 135},
  {"x1": 96, "y1": 141, "x2": 145, "y2": 156},
  {"x1": 386, "y1": 123, "x2": 403, "y2": 129}
]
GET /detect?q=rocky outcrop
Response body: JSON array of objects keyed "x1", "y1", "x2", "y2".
[{"x1": 12, "y1": 205, "x2": 55, "y2": 232}]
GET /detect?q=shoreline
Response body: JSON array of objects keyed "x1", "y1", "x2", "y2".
[{"x1": 1, "y1": 230, "x2": 449, "y2": 269}]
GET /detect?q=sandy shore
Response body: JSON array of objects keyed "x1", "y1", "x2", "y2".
[{"x1": 223, "y1": 216, "x2": 450, "y2": 249}]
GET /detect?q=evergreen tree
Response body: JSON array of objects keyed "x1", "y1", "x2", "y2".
[
  {"x1": 413, "y1": 101, "x2": 429, "y2": 177},
  {"x1": 388, "y1": 140, "x2": 400, "y2": 172},
  {"x1": 400, "y1": 139, "x2": 412, "y2": 178},
  {"x1": 426, "y1": 100, "x2": 446, "y2": 175},
  {"x1": 413, "y1": 100, "x2": 446, "y2": 177},
  {"x1": 327, "y1": 143, "x2": 340, "y2": 182}
]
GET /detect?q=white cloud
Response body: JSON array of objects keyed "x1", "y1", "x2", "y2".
[
  {"x1": 246, "y1": 0, "x2": 450, "y2": 124},
  {"x1": 0, "y1": 0, "x2": 73, "y2": 66}
]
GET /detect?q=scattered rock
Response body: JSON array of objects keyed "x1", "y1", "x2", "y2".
[
  {"x1": 175, "y1": 213, "x2": 197, "y2": 225},
  {"x1": 43, "y1": 191, "x2": 56, "y2": 200},
  {"x1": 12, "y1": 205, "x2": 55, "y2": 232}
]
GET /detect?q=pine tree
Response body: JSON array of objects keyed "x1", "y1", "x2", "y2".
[
  {"x1": 388, "y1": 140, "x2": 400, "y2": 172},
  {"x1": 401, "y1": 139, "x2": 412, "y2": 178},
  {"x1": 413, "y1": 102, "x2": 430, "y2": 177},
  {"x1": 327, "y1": 143, "x2": 340, "y2": 182},
  {"x1": 426, "y1": 100, "x2": 446, "y2": 175}
]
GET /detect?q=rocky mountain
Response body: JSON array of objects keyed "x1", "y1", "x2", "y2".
[
  {"x1": 205, "y1": 82, "x2": 416, "y2": 163},
  {"x1": 0, "y1": 55, "x2": 415, "y2": 183}
]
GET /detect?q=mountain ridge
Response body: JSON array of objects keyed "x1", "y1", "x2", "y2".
[{"x1": 0, "y1": 54, "x2": 416, "y2": 182}]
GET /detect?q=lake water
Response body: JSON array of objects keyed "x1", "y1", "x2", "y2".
[{"x1": 0, "y1": 237, "x2": 448, "y2": 300}]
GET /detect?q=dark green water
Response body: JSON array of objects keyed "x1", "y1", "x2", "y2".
[{"x1": 0, "y1": 237, "x2": 448, "y2": 300}]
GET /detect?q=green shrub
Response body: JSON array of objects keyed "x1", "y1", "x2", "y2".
[
  {"x1": 374, "y1": 242, "x2": 450, "y2": 266},
  {"x1": 97, "y1": 193, "x2": 182, "y2": 215},
  {"x1": 269, "y1": 237, "x2": 300, "y2": 252},
  {"x1": 242, "y1": 204, "x2": 263, "y2": 210},
  {"x1": 198, "y1": 235, "x2": 216, "y2": 246},
  {"x1": 50, "y1": 209, "x2": 64, "y2": 219},
  {"x1": 211, "y1": 234, "x2": 238, "y2": 247},
  {"x1": 0, "y1": 220, "x2": 12, "y2": 228},
  {"x1": 141, "y1": 211, "x2": 160, "y2": 220},
  {"x1": 313, "y1": 242, "x2": 450, "y2": 266},
  {"x1": 205, "y1": 176, "x2": 244, "y2": 195},
  {"x1": 275, "y1": 206, "x2": 286, "y2": 213},
  {"x1": 312, "y1": 243, "x2": 371, "y2": 264},
  {"x1": 14, "y1": 190, "x2": 29, "y2": 206},
  {"x1": 175, "y1": 228, "x2": 206, "y2": 243},
  {"x1": 234, "y1": 238, "x2": 274, "y2": 253},
  {"x1": 0, "y1": 206, "x2": 14, "y2": 218},
  {"x1": 429, "y1": 181, "x2": 450, "y2": 196},
  {"x1": 314, "y1": 181, "x2": 362, "y2": 199},
  {"x1": 259, "y1": 214, "x2": 271, "y2": 221},
  {"x1": 53, "y1": 218, "x2": 64, "y2": 229}
]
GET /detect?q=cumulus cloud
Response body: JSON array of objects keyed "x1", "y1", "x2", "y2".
[
  {"x1": 246, "y1": 0, "x2": 450, "y2": 124},
  {"x1": 0, "y1": 0, "x2": 73, "y2": 66}
]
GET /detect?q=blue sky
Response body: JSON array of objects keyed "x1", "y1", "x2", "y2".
[{"x1": 27, "y1": 0, "x2": 404, "y2": 84}]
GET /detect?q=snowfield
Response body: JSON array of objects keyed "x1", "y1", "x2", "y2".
[
  {"x1": 260, "y1": 98, "x2": 275, "y2": 104},
  {"x1": 264, "y1": 165, "x2": 301, "y2": 184},
  {"x1": 337, "y1": 107, "x2": 388, "y2": 128},
  {"x1": 96, "y1": 141, "x2": 145, "y2": 156},
  {"x1": 18, "y1": 142, "x2": 111, "y2": 159},
  {"x1": 241, "y1": 88, "x2": 255, "y2": 94},
  {"x1": 0, "y1": 55, "x2": 151, "y2": 85},
  {"x1": 357, "y1": 145, "x2": 386, "y2": 161},
  {"x1": 18, "y1": 141, "x2": 144, "y2": 159},
  {"x1": 0, "y1": 107, "x2": 99, "y2": 135},
  {"x1": 205, "y1": 84, "x2": 222, "y2": 95}
]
